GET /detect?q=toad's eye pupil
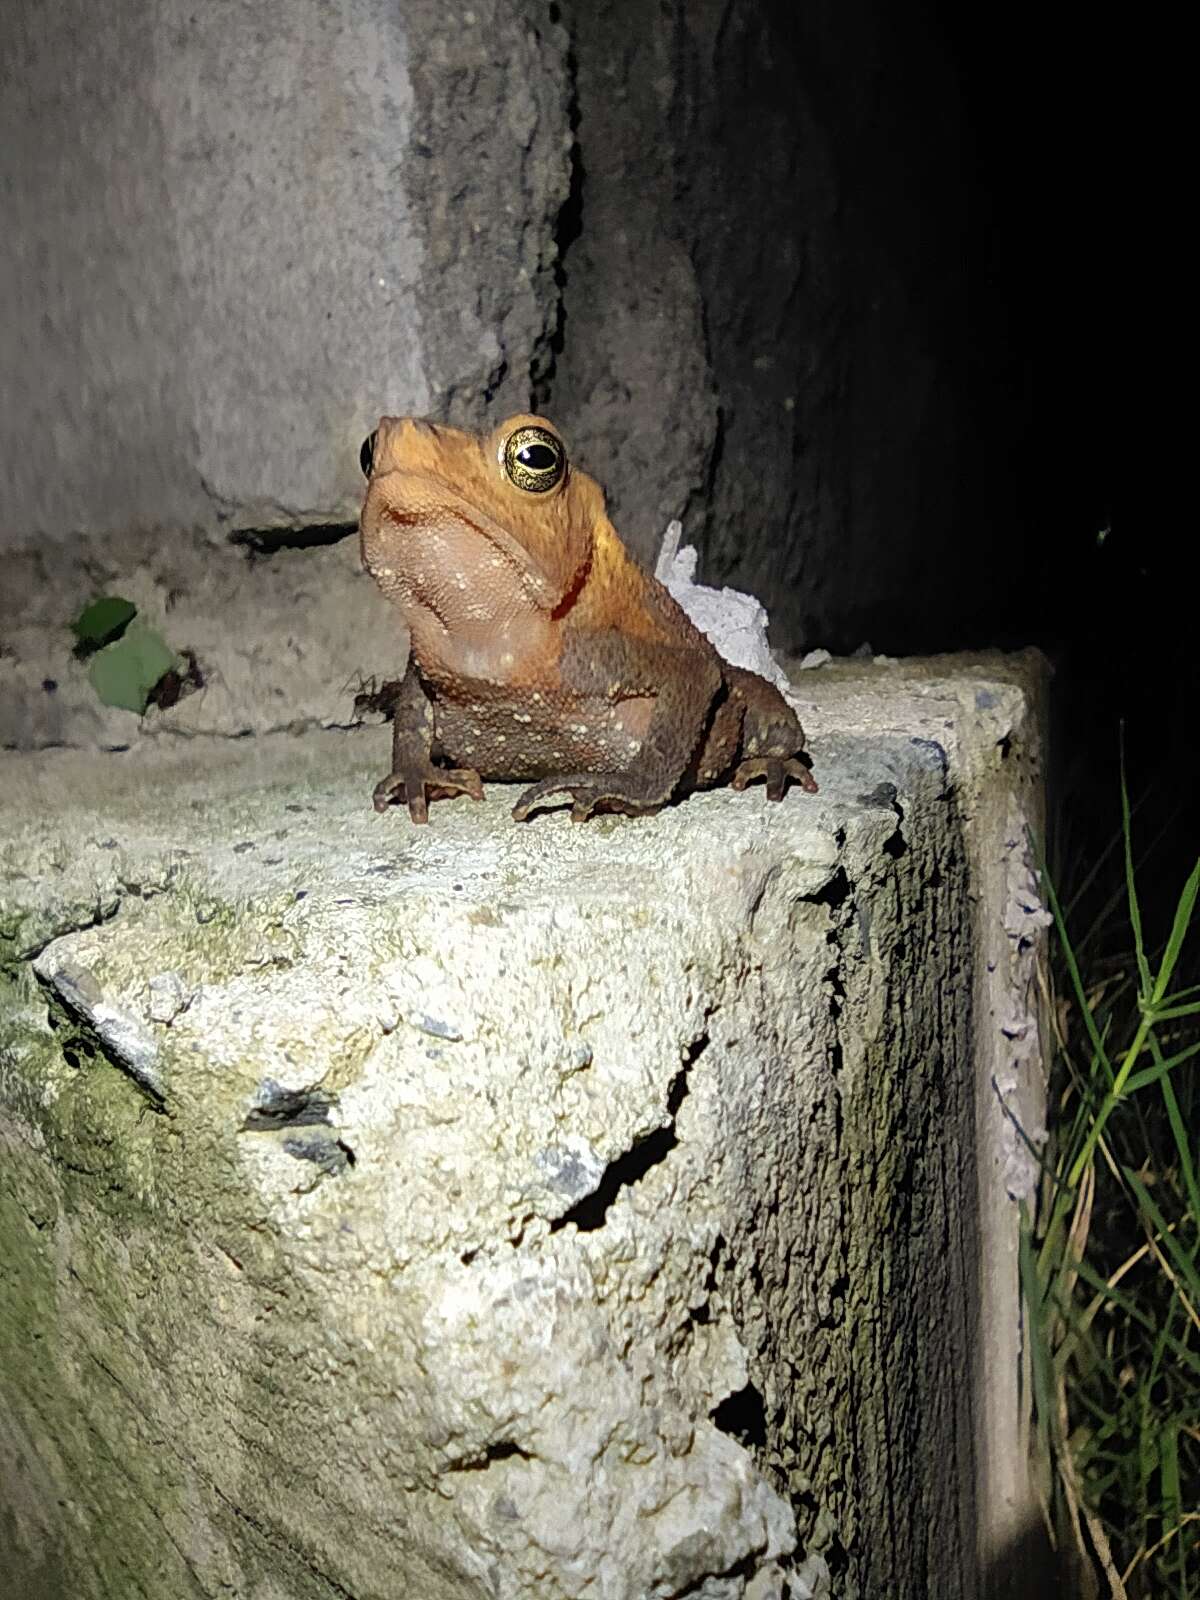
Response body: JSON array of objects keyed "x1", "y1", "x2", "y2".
[
  {"x1": 517, "y1": 443, "x2": 558, "y2": 471},
  {"x1": 359, "y1": 431, "x2": 378, "y2": 477}
]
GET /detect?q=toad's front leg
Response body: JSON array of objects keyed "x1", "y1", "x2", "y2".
[
  {"x1": 371, "y1": 657, "x2": 483, "y2": 824},
  {"x1": 725, "y1": 665, "x2": 818, "y2": 800}
]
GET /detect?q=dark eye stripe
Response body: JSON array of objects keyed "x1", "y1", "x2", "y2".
[{"x1": 359, "y1": 430, "x2": 378, "y2": 477}]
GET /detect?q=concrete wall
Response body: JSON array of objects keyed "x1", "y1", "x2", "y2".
[
  {"x1": 0, "y1": 0, "x2": 577, "y2": 753},
  {"x1": 2, "y1": 0, "x2": 981, "y2": 680},
  {"x1": 0, "y1": 0, "x2": 568, "y2": 540},
  {"x1": 544, "y1": 1, "x2": 968, "y2": 653}
]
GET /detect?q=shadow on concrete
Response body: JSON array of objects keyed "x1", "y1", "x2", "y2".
[{"x1": 983, "y1": 1511, "x2": 1075, "y2": 1600}]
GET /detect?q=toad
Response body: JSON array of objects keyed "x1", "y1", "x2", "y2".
[{"x1": 358, "y1": 413, "x2": 817, "y2": 824}]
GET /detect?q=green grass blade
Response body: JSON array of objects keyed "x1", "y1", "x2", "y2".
[
  {"x1": 1036, "y1": 778, "x2": 1200, "y2": 1596},
  {"x1": 1122, "y1": 753, "x2": 1153, "y2": 999},
  {"x1": 1154, "y1": 1034, "x2": 1200, "y2": 1231},
  {"x1": 1155, "y1": 981, "x2": 1200, "y2": 1005},
  {"x1": 1144, "y1": 997, "x2": 1200, "y2": 1023},
  {"x1": 1153, "y1": 855, "x2": 1200, "y2": 1004},
  {"x1": 1126, "y1": 1030, "x2": 1200, "y2": 1094},
  {"x1": 1122, "y1": 1164, "x2": 1200, "y2": 1308},
  {"x1": 1041, "y1": 861, "x2": 1114, "y2": 1094},
  {"x1": 1075, "y1": 801, "x2": 1188, "y2": 965},
  {"x1": 1160, "y1": 1420, "x2": 1186, "y2": 1598},
  {"x1": 1070, "y1": 1257, "x2": 1200, "y2": 1378},
  {"x1": 1123, "y1": 1034, "x2": 1200, "y2": 1093}
]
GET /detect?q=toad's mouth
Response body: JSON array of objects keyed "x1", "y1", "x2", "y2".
[
  {"x1": 375, "y1": 475, "x2": 573, "y2": 614},
  {"x1": 366, "y1": 467, "x2": 592, "y2": 617}
]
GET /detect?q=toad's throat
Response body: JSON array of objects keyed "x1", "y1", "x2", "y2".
[{"x1": 381, "y1": 499, "x2": 567, "y2": 616}]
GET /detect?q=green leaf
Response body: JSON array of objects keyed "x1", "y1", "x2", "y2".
[
  {"x1": 71, "y1": 595, "x2": 137, "y2": 650},
  {"x1": 1156, "y1": 982, "x2": 1200, "y2": 1006},
  {"x1": 86, "y1": 623, "x2": 179, "y2": 714}
]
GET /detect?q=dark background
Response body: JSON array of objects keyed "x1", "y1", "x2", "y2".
[{"x1": 933, "y1": 6, "x2": 1185, "y2": 928}]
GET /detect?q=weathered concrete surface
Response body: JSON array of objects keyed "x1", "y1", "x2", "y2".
[
  {"x1": 0, "y1": 655, "x2": 1048, "y2": 1598},
  {"x1": 0, "y1": 532, "x2": 401, "y2": 753}
]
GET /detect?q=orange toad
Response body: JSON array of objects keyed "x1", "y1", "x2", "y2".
[{"x1": 359, "y1": 414, "x2": 816, "y2": 824}]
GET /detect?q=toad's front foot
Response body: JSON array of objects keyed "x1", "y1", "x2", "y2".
[
  {"x1": 512, "y1": 772, "x2": 663, "y2": 825},
  {"x1": 730, "y1": 756, "x2": 818, "y2": 801},
  {"x1": 373, "y1": 762, "x2": 484, "y2": 824}
]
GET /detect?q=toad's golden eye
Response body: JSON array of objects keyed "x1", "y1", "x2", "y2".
[
  {"x1": 359, "y1": 430, "x2": 378, "y2": 478},
  {"x1": 502, "y1": 425, "x2": 566, "y2": 494}
]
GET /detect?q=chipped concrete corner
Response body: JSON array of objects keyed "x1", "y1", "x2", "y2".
[{"x1": 0, "y1": 655, "x2": 1049, "y2": 1599}]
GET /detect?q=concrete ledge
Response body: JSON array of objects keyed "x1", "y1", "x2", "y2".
[{"x1": 0, "y1": 655, "x2": 1049, "y2": 1599}]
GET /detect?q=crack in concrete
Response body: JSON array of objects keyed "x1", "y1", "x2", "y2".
[
  {"x1": 444, "y1": 1438, "x2": 534, "y2": 1473},
  {"x1": 549, "y1": 1030, "x2": 707, "y2": 1234},
  {"x1": 18, "y1": 884, "x2": 179, "y2": 1109},
  {"x1": 674, "y1": 1548, "x2": 763, "y2": 1596},
  {"x1": 229, "y1": 522, "x2": 358, "y2": 558},
  {"x1": 5, "y1": 895, "x2": 124, "y2": 969}
]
